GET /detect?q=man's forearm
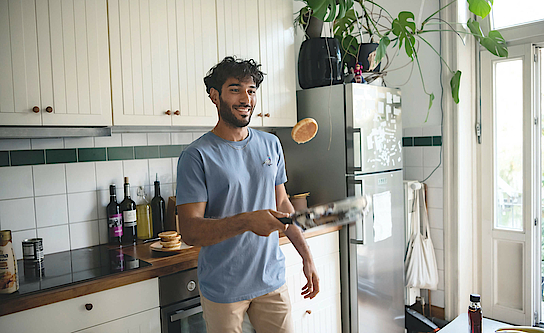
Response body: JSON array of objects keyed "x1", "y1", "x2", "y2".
[
  {"x1": 180, "y1": 213, "x2": 250, "y2": 246},
  {"x1": 284, "y1": 224, "x2": 313, "y2": 263}
]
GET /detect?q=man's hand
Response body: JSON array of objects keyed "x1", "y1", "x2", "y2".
[
  {"x1": 301, "y1": 259, "x2": 319, "y2": 299},
  {"x1": 245, "y1": 209, "x2": 289, "y2": 236}
]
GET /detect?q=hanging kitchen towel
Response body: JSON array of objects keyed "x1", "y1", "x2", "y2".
[{"x1": 405, "y1": 187, "x2": 439, "y2": 290}]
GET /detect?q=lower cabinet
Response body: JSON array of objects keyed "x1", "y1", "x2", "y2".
[
  {"x1": 74, "y1": 308, "x2": 160, "y2": 333},
  {"x1": 280, "y1": 231, "x2": 342, "y2": 333},
  {"x1": 1, "y1": 278, "x2": 160, "y2": 333}
]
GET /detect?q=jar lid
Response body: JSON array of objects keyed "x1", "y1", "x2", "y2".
[
  {"x1": 0, "y1": 230, "x2": 12, "y2": 241},
  {"x1": 470, "y1": 294, "x2": 481, "y2": 302}
]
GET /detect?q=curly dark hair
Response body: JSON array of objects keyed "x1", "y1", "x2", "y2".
[{"x1": 204, "y1": 56, "x2": 265, "y2": 95}]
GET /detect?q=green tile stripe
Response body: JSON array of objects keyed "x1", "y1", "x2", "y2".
[
  {"x1": 402, "y1": 136, "x2": 441, "y2": 147},
  {"x1": 0, "y1": 145, "x2": 185, "y2": 167},
  {"x1": 0, "y1": 151, "x2": 9, "y2": 167}
]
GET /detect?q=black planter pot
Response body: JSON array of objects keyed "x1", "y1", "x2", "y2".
[
  {"x1": 347, "y1": 43, "x2": 381, "y2": 73},
  {"x1": 298, "y1": 37, "x2": 343, "y2": 89}
]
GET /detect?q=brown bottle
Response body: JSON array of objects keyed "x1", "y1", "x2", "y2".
[{"x1": 469, "y1": 294, "x2": 482, "y2": 333}]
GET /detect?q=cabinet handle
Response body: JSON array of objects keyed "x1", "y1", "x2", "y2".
[
  {"x1": 257, "y1": 113, "x2": 263, "y2": 117},
  {"x1": 174, "y1": 110, "x2": 180, "y2": 115},
  {"x1": 264, "y1": 113, "x2": 270, "y2": 117},
  {"x1": 45, "y1": 106, "x2": 53, "y2": 113},
  {"x1": 85, "y1": 303, "x2": 93, "y2": 311},
  {"x1": 305, "y1": 310, "x2": 312, "y2": 315},
  {"x1": 32, "y1": 106, "x2": 40, "y2": 113},
  {"x1": 165, "y1": 110, "x2": 171, "y2": 115}
]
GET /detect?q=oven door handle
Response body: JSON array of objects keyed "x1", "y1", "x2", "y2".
[{"x1": 170, "y1": 305, "x2": 203, "y2": 322}]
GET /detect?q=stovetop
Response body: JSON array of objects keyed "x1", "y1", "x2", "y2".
[{"x1": 2, "y1": 245, "x2": 151, "y2": 299}]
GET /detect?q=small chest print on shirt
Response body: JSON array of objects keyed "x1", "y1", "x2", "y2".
[{"x1": 263, "y1": 155, "x2": 273, "y2": 166}]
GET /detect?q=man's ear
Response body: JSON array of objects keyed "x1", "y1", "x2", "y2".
[{"x1": 209, "y1": 88, "x2": 220, "y2": 106}]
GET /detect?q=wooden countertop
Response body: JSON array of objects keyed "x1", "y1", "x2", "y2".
[{"x1": 0, "y1": 225, "x2": 341, "y2": 317}]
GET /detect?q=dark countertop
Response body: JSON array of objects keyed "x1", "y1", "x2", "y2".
[{"x1": 0, "y1": 225, "x2": 341, "y2": 317}]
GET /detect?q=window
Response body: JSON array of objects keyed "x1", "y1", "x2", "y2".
[{"x1": 491, "y1": 0, "x2": 544, "y2": 30}]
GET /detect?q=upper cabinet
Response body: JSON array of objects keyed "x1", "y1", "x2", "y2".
[
  {"x1": 256, "y1": 0, "x2": 297, "y2": 128},
  {"x1": 109, "y1": 0, "x2": 218, "y2": 127},
  {"x1": 0, "y1": 0, "x2": 112, "y2": 126}
]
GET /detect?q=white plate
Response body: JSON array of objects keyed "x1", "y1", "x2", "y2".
[{"x1": 150, "y1": 241, "x2": 192, "y2": 252}]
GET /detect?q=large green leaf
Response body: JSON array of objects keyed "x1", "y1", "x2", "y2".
[
  {"x1": 333, "y1": 8, "x2": 358, "y2": 36},
  {"x1": 467, "y1": 0, "x2": 493, "y2": 19},
  {"x1": 375, "y1": 35, "x2": 391, "y2": 64},
  {"x1": 306, "y1": 0, "x2": 354, "y2": 22},
  {"x1": 481, "y1": 31, "x2": 508, "y2": 57},
  {"x1": 467, "y1": 19, "x2": 508, "y2": 57},
  {"x1": 391, "y1": 11, "x2": 416, "y2": 59},
  {"x1": 450, "y1": 70, "x2": 462, "y2": 104}
]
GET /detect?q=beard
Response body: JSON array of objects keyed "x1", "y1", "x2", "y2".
[{"x1": 218, "y1": 96, "x2": 253, "y2": 128}]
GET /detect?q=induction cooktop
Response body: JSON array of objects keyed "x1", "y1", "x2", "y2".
[{"x1": 2, "y1": 245, "x2": 151, "y2": 298}]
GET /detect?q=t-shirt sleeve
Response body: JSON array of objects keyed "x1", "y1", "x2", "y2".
[
  {"x1": 275, "y1": 137, "x2": 288, "y2": 186},
  {"x1": 176, "y1": 148, "x2": 208, "y2": 206}
]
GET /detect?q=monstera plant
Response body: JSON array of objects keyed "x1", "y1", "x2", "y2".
[{"x1": 295, "y1": 0, "x2": 508, "y2": 114}]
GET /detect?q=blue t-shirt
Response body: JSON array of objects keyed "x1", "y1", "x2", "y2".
[{"x1": 176, "y1": 128, "x2": 287, "y2": 303}]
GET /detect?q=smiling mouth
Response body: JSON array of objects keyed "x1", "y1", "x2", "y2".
[{"x1": 234, "y1": 105, "x2": 252, "y2": 116}]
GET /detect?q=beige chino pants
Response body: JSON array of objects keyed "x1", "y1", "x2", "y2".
[{"x1": 200, "y1": 284, "x2": 294, "y2": 333}]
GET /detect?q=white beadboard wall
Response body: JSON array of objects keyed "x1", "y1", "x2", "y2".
[
  {"x1": 0, "y1": 131, "x2": 208, "y2": 260},
  {"x1": 403, "y1": 125, "x2": 445, "y2": 309}
]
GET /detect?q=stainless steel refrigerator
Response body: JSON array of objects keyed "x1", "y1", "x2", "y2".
[{"x1": 276, "y1": 83, "x2": 405, "y2": 333}]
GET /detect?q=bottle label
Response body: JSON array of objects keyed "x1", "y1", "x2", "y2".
[
  {"x1": 108, "y1": 214, "x2": 123, "y2": 237},
  {"x1": 0, "y1": 241, "x2": 19, "y2": 294},
  {"x1": 123, "y1": 210, "x2": 137, "y2": 227}
]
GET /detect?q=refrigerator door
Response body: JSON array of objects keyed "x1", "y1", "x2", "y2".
[
  {"x1": 345, "y1": 83, "x2": 402, "y2": 175},
  {"x1": 349, "y1": 170, "x2": 405, "y2": 333}
]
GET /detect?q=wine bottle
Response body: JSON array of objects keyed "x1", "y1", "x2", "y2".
[
  {"x1": 151, "y1": 174, "x2": 166, "y2": 237},
  {"x1": 120, "y1": 177, "x2": 137, "y2": 244},
  {"x1": 136, "y1": 186, "x2": 153, "y2": 240},
  {"x1": 107, "y1": 184, "x2": 122, "y2": 244}
]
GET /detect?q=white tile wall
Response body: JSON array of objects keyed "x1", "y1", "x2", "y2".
[
  {"x1": 0, "y1": 198, "x2": 36, "y2": 231},
  {"x1": 0, "y1": 166, "x2": 34, "y2": 200},
  {"x1": 66, "y1": 162, "x2": 96, "y2": 193},
  {"x1": 402, "y1": 127, "x2": 444, "y2": 309},
  {"x1": 38, "y1": 224, "x2": 70, "y2": 254},
  {"x1": 69, "y1": 221, "x2": 100, "y2": 249},
  {"x1": 31, "y1": 138, "x2": 64, "y2": 149},
  {"x1": 68, "y1": 192, "x2": 98, "y2": 223},
  {"x1": 122, "y1": 133, "x2": 147, "y2": 146},
  {"x1": 94, "y1": 133, "x2": 122, "y2": 147},
  {"x1": 35, "y1": 194, "x2": 69, "y2": 228},
  {"x1": 0, "y1": 131, "x2": 191, "y2": 258},
  {"x1": 147, "y1": 133, "x2": 171, "y2": 146},
  {"x1": 33, "y1": 164, "x2": 66, "y2": 196},
  {"x1": 0, "y1": 139, "x2": 31, "y2": 150}
]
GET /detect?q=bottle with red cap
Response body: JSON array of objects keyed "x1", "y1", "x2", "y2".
[{"x1": 469, "y1": 294, "x2": 482, "y2": 333}]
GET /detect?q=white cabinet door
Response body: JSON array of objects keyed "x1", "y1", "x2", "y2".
[
  {"x1": 257, "y1": 0, "x2": 297, "y2": 128},
  {"x1": 170, "y1": 0, "x2": 218, "y2": 127},
  {"x1": 73, "y1": 308, "x2": 161, "y2": 333},
  {"x1": 281, "y1": 231, "x2": 341, "y2": 333},
  {"x1": 40, "y1": 0, "x2": 111, "y2": 126},
  {"x1": 1, "y1": 278, "x2": 159, "y2": 333},
  {"x1": 0, "y1": 0, "x2": 42, "y2": 125},
  {"x1": 0, "y1": 0, "x2": 111, "y2": 126},
  {"x1": 216, "y1": 0, "x2": 262, "y2": 126},
  {"x1": 109, "y1": 0, "x2": 172, "y2": 126},
  {"x1": 110, "y1": 0, "x2": 218, "y2": 127}
]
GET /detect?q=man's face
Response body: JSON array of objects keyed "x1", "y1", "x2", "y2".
[{"x1": 213, "y1": 77, "x2": 257, "y2": 128}]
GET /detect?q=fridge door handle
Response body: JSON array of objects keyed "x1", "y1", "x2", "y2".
[{"x1": 350, "y1": 239, "x2": 364, "y2": 245}]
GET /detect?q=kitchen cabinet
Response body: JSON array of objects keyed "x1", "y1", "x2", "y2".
[
  {"x1": 255, "y1": 0, "x2": 297, "y2": 128},
  {"x1": 109, "y1": 0, "x2": 218, "y2": 127},
  {"x1": 0, "y1": 0, "x2": 112, "y2": 126},
  {"x1": 1, "y1": 278, "x2": 160, "y2": 333},
  {"x1": 281, "y1": 230, "x2": 342, "y2": 333},
  {"x1": 74, "y1": 308, "x2": 160, "y2": 333}
]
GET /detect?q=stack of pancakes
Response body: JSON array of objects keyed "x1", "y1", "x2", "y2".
[{"x1": 158, "y1": 231, "x2": 182, "y2": 250}]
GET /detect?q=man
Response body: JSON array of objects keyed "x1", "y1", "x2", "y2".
[{"x1": 176, "y1": 56, "x2": 319, "y2": 333}]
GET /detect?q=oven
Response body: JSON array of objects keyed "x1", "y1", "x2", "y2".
[{"x1": 159, "y1": 267, "x2": 256, "y2": 333}]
